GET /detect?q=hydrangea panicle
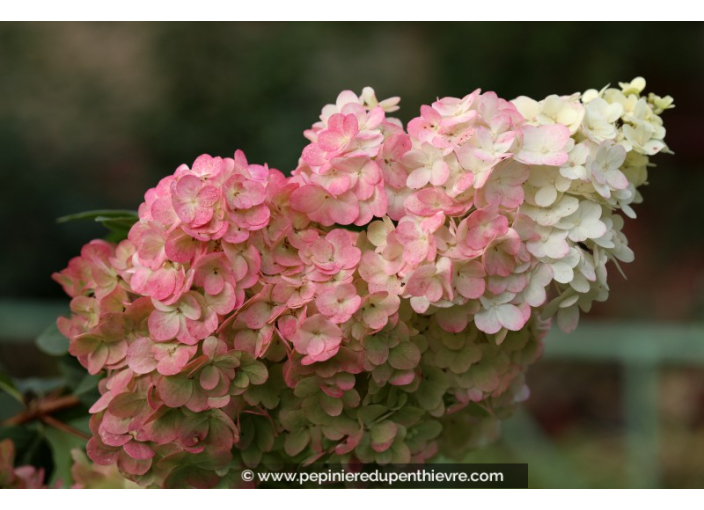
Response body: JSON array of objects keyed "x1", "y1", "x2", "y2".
[{"x1": 51, "y1": 79, "x2": 671, "y2": 488}]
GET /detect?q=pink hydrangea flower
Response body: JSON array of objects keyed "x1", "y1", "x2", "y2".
[
  {"x1": 515, "y1": 124, "x2": 571, "y2": 166},
  {"x1": 456, "y1": 206, "x2": 509, "y2": 253},
  {"x1": 316, "y1": 283, "x2": 362, "y2": 324},
  {"x1": 291, "y1": 314, "x2": 343, "y2": 365},
  {"x1": 171, "y1": 174, "x2": 221, "y2": 227},
  {"x1": 289, "y1": 184, "x2": 359, "y2": 226},
  {"x1": 50, "y1": 80, "x2": 670, "y2": 488}
]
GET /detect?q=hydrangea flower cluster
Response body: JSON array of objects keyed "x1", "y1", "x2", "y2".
[{"x1": 53, "y1": 78, "x2": 671, "y2": 488}]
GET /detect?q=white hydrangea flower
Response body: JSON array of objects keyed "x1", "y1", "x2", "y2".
[
  {"x1": 648, "y1": 92, "x2": 675, "y2": 114},
  {"x1": 581, "y1": 83, "x2": 610, "y2": 103},
  {"x1": 520, "y1": 195, "x2": 579, "y2": 226},
  {"x1": 521, "y1": 78, "x2": 671, "y2": 333},
  {"x1": 569, "y1": 248, "x2": 597, "y2": 293},
  {"x1": 587, "y1": 142, "x2": 628, "y2": 198},
  {"x1": 513, "y1": 94, "x2": 584, "y2": 135},
  {"x1": 619, "y1": 76, "x2": 647, "y2": 96},
  {"x1": 544, "y1": 247, "x2": 581, "y2": 284},
  {"x1": 526, "y1": 166, "x2": 572, "y2": 207},
  {"x1": 538, "y1": 94, "x2": 585, "y2": 134},
  {"x1": 559, "y1": 142, "x2": 591, "y2": 181},
  {"x1": 622, "y1": 123, "x2": 667, "y2": 156},
  {"x1": 555, "y1": 201, "x2": 607, "y2": 243},
  {"x1": 582, "y1": 97, "x2": 623, "y2": 143}
]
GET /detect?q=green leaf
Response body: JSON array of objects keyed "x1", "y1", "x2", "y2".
[
  {"x1": 0, "y1": 426, "x2": 37, "y2": 452},
  {"x1": 0, "y1": 372, "x2": 23, "y2": 404},
  {"x1": 14, "y1": 377, "x2": 63, "y2": 398},
  {"x1": 57, "y1": 356, "x2": 90, "y2": 392},
  {"x1": 72, "y1": 373, "x2": 101, "y2": 397},
  {"x1": 56, "y1": 209, "x2": 139, "y2": 224},
  {"x1": 44, "y1": 423, "x2": 88, "y2": 486},
  {"x1": 92, "y1": 215, "x2": 139, "y2": 225},
  {"x1": 0, "y1": 393, "x2": 23, "y2": 422},
  {"x1": 57, "y1": 209, "x2": 138, "y2": 243},
  {"x1": 36, "y1": 323, "x2": 69, "y2": 357},
  {"x1": 1, "y1": 426, "x2": 52, "y2": 475},
  {"x1": 94, "y1": 216, "x2": 139, "y2": 237}
]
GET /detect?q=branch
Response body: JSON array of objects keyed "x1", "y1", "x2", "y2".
[
  {"x1": 1, "y1": 394, "x2": 82, "y2": 426},
  {"x1": 40, "y1": 415, "x2": 91, "y2": 441}
]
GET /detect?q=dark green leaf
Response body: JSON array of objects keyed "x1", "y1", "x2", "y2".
[
  {"x1": 57, "y1": 356, "x2": 90, "y2": 391},
  {"x1": 36, "y1": 323, "x2": 69, "y2": 357},
  {"x1": 1, "y1": 425, "x2": 53, "y2": 479},
  {"x1": 57, "y1": 209, "x2": 138, "y2": 243},
  {"x1": 72, "y1": 373, "x2": 101, "y2": 397},
  {"x1": 0, "y1": 372, "x2": 23, "y2": 404},
  {"x1": 14, "y1": 377, "x2": 63, "y2": 398},
  {"x1": 0, "y1": 426, "x2": 37, "y2": 450},
  {"x1": 0, "y1": 393, "x2": 23, "y2": 422},
  {"x1": 44, "y1": 422, "x2": 88, "y2": 486},
  {"x1": 93, "y1": 216, "x2": 139, "y2": 234},
  {"x1": 56, "y1": 209, "x2": 139, "y2": 224}
]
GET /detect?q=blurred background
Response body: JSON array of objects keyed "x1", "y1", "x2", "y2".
[{"x1": 0, "y1": 22, "x2": 702, "y2": 488}]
